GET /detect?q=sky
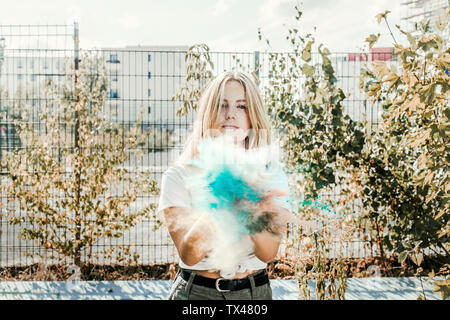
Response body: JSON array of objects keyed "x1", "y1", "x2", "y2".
[{"x1": 0, "y1": 0, "x2": 404, "y2": 52}]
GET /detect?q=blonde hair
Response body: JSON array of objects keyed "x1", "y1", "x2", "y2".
[{"x1": 175, "y1": 70, "x2": 273, "y2": 165}]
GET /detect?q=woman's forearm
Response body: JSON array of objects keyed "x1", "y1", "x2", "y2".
[
  {"x1": 164, "y1": 207, "x2": 214, "y2": 267},
  {"x1": 180, "y1": 213, "x2": 214, "y2": 266}
]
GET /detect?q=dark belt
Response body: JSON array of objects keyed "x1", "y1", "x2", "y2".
[{"x1": 180, "y1": 269, "x2": 269, "y2": 293}]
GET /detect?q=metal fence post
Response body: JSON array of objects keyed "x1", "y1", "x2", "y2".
[
  {"x1": 0, "y1": 37, "x2": 4, "y2": 162},
  {"x1": 254, "y1": 50, "x2": 260, "y2": 80},
  {"x1": 73, "y1": 21, "x2": 82, "y2": 267}
]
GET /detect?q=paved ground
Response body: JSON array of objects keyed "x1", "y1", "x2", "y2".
[{"x1": 0, "y1": 277, "x2": 446, "y2": 300}]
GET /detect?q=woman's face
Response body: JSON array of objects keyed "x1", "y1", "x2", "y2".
[{"x1": 216, "y1": 80, "x2": 251, "y2": 145}]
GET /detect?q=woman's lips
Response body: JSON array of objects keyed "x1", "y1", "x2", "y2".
[{"x1": 222, "y1": 125, "x2": 239, "y2": 129}]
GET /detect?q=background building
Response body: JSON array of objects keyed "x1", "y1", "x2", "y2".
[
  {"x1": 101, "y1": 45, "x2": 195, "y2": 128},
  {"x1": 0, "y1": 53, "x2": 67, "y2": 159}
]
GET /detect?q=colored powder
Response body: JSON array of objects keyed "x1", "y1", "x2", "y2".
[
  {"x1": 208, "y1": 165, "x2": 262, "y2": 209},
  {"x1": 295, "y1": 196, "x2": 344, "y2": 216},
  {"x1": 206, "y1": 165, "x2": 268, "y2": 236},
  {"x1": 185, "y1": 135, "x2": 291, "y2": 241}
]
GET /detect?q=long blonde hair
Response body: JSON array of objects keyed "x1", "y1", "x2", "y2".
[{"x1": 175, "y1": 71, "x2": 273, "y2": 165}]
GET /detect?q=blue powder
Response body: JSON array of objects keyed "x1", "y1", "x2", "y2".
[
  {"x1": 293, "y1": 195, "x2": 346, "y2": 217},
  {"x1": 208, "y1": 166, "x2": 262, "y2": 210},
  {"x1": 205, "y1": 165, "x2": 266, "y2": 236}
]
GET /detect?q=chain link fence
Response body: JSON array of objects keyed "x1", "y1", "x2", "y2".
[{"x1": 0, "y1": 23, "x2": 391, "y2": 267}]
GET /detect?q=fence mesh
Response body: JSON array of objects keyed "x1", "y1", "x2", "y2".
[{"x1": 0, "y1": 23, "x2": 393, "y2": 267}]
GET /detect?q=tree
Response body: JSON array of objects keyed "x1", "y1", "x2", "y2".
[
  {"x1": 1, "y1": 52, "x2": 159, "y2": 267},
  {"x1": 360, "y1": 10, "x2": 449, "y2": 297},
  {"x1": 171, "y1": 43, "x2": 214, "y2": 116}
]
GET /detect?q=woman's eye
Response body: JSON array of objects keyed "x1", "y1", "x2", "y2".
[{"x1": 238, "y1": 105, "x2": 247, "y2": 109}]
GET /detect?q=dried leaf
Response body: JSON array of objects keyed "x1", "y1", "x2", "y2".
[
  {"x1": 398, "y1": 251, "x2": 408, "y2": 264},
  {"x1": 375, "y1": 10, "x2": 390, "y2": 24}
]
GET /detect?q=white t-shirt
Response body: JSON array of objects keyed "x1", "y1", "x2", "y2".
[{"x1": 157, "y1": 163, "x2": 292, "y2": 278}]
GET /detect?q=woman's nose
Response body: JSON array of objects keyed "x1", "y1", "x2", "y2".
[{"x1": 225, "y1": 107, "x2": 236, "y2": 119}]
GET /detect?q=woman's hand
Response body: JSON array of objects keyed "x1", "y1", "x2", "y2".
[
  {"x1": 250, "y1": 230, "x2": 282, "y2": 263},
  {"x1": 237, "y1": 187, "x2": 292, "y2": 234},
  {"x1": 245, "y1": 189, "x2": 294, "y2": 263}
]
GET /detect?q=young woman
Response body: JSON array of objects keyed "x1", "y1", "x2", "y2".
[{"x1": 157, "y1": 71, "x2": 292, "y2": 300}]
